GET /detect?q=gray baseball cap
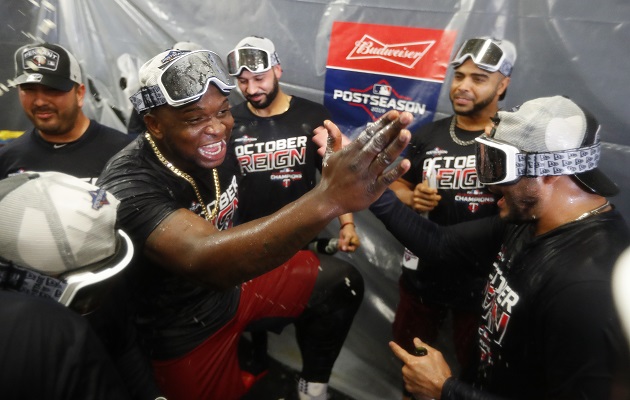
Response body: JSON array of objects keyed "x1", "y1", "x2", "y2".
[{"x1": 493, "y1": 96, "x2": 618, "y2": 196}]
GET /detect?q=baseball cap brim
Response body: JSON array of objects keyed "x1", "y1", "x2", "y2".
[
  {"x1": 60, "y1": 229, "x2": 134, "y2": 313},
  {"x1": 13, "y1": 72, "x2": 75, "y2": 92},
  {"x1": 573, "y1": 168, "x2": 619, "y2": 197}
]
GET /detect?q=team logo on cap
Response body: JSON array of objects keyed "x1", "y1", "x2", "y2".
[
  {"x1": 22, "y1": 47, "x2": 60, "y2": 72},
  {"x1": 89, "y1": 188, "x2": 110, "y2": 210},
  {"x1": 160, "y1": 50, "x2": 190, "y2": 67},
  {"x1": 25, "y1": 73, "x2": 44, "y2": 83}
]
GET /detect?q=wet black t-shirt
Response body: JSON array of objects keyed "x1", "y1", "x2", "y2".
[
  {"x1": 371, "y1": 191, "x2": 630, "y2": 399},
  {"x1": 0, "y1": 292, "x2": 132, "y2": 399},
  {"x1": 98, "y1": 136, "x2": 241, "y2": 359}
]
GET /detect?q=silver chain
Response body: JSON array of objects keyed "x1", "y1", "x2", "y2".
[
  {"x1": 574, "y1": 201, "x2": 610, "y2": 222},
  {"x1": 449, "y1": 116, "x2": 476, "y2": 146}
]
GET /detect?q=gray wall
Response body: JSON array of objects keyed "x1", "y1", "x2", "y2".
[{"x1": 1, "y1": 1, "x2": 629, "y2": 398}]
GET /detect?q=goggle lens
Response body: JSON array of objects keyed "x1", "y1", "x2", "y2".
[
  {"x1": 226, "y1": 47, "x2": 272, "y2": 76},
  {"x1": 476, "y1": 142, "x2": 509, "y2": 184},
  {"x1": 160, "y1": 50, "x2": 235, "y2": 104},
  {"x1": 451, "y1": 39, "x2": 506, "y2": 73},
  {"x1": 475, "y1": 136, "x2": 525, "y2": 185}
]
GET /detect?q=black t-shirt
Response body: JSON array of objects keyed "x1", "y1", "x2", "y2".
[
  {"x1": 98, "y1": 136, "x2": 241, "y2": 359},
  {"x1": 0, "y1": 120, "x2": 133, "y2": 183},
  {"x1": 229, "y1": 96, "x2": 330, "y2": 223},
  {"x1": 400, "y1": 116, "x2": 498, "y2": 308},
  {"x1": 0, "y1": 292, "x2": 132, "y2": 400},
  {"x1": 371, "y1": 190, "x2": 630, "y2": 399}
]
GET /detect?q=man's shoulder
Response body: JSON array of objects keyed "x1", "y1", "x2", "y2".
[
  {"x1": 291, "y1": 96, "x2": 329, "y2": 113},
  {"x1": 89, "y1": 120, "x2": 135, "y2": 144},
  {"x1": 0, "y1": 130, "x2": 38, "y2": 170},
  {"x1": 0, "y1": 129, "x2": 34, "y2": 152},
  {"x1": 100, "y1": 138, "x2": 145, "y2": 175},
  {"x1": 97, "y1": 145, "x2": 169, "y2": 200},
  {"x1": 412, "y1": 115, "x2": 452, "y2": 136},
  {"x1": 230, "y1": 101, "x2": 250, "y2": 119},
  {"x1": 99, "y1": 138, "x2": 170, "y2": 188},
  {"x1": 408, "y1": 116, "x2": 453, "y2": 149}
]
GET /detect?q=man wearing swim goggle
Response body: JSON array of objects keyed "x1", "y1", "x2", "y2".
[
  {"x1": 387, "y1": 37, "x2": 517, "y2": 399},
  {"x1": 99, "y1": 46, "x2": 413, "y2": 400},
  {"x1": 368, "y1": 96, "x2": 630, "y2": 399},
  {"x1": 475, "y1": 124, "x2": 601, "y2": 187}
]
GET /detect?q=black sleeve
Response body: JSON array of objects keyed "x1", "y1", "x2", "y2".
[
  {"x1": 535, "y1": 281, "x2": 630, "y2": 399},
  {"x1": 442, "y1": 378, "x2": 507, "y2": 400},
  {"x1": 0, "y1": 292, "x2": 133, "y2": 400},
  {"x1": 369, "y1": 189, "x2": 504, "y2": 273},
  {"x1": 98, "y1": 154, "x2": 178, "y2": 248},
  {"x1": 85, "y1": 277, "x2": 164, "y2": 400}
]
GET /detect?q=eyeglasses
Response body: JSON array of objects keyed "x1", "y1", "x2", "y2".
[
  {"x1": 130, "y1": 50, "x2": 235, "y2": 112},
  {"x1": 475, "y1": 135, "x2": 601, "y2": 185},
  {"x1": 226, "y1": 47, "x2": 272, "y2": 76},
  {"x1": 451, "y1": 38, "x2": 512, "y2": 76},
  {"x1": 0, "y1": 230, "x2": 133, "y2": 314}
]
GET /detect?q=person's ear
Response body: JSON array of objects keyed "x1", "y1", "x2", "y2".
[
  {"x1": 272, "y1": 64, "x2": 282, "y2": 79},
  {"x1": 144, "y1": 112, "x2": 162, "y2": 139},
  {"x1": 76, "y1": 83, "x2": 86, "y2": 108},
  {"x1": 497, "y1": 76, "x2": 510, "y2": 98}
]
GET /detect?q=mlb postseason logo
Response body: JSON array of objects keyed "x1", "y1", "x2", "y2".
[{"x1": 324, "y1": 22, "x2": 456, "y2": 139}]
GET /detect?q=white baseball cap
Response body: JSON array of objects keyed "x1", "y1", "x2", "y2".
[{"x1": 0, "y1": 171, "x2": 133, "y2": 311}]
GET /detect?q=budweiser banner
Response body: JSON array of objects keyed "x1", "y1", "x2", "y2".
[{"x1": 324, "y1": 21, "x2": 457, "y2": 138}]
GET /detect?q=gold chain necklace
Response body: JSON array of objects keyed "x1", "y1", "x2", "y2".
[
  {"x1": 574, "y1": 201, "x2": 610, "y2": 222},
  {"x1": 144, "y1": 132, "x2": 221, "y2": 222},
  {"x1": 449, "y1": 116, "x2": 476, "y2": 146}
]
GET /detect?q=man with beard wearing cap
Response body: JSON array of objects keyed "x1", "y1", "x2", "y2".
[
  {"x1": 319, "y1": 95, "x2": 630, "y2": 399},
  {"x1": 0, "y1": 42, "x2": 132, "y2": 183},
  {"x1": 387, "y1": 38, "x2": 517, "y2": 398},
  {"x1": 226, "y1": 35, "x2": 363, "y2": 395},
  {"x1": 226, "y1": 35, "x2": 360, "y2": 253}
]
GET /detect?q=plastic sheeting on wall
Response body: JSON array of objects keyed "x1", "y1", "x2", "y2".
[{"x1": 1, "y1": 1, "x2": 630, "y2": 399}]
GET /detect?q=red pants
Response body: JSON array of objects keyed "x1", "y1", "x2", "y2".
[{"x1": 152, "y1": 250, "x2": 319, "y2": 400}]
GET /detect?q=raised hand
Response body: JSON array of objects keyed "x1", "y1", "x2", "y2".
[{"x1": 312, "y1": 111, "x2": 413, "y2": 214}]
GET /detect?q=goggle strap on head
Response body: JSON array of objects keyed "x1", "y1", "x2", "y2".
[
  {"x1": 0, "y1": 258, "x2": 67, "y2": 303},
  {"x1": 498, "y1": 61, "x2": 513, "y2": 77},
  {"x1": 270, "y1": 51, "x2": 280, "y2": 66},
  {"x1": 130, "y1": 85, "x2": 168, "y2": 113},
  {"x1": 523, "y1": 143, "x2": 600, "y2": 176},
  {"x1": 515, "y1": 153, "x2": 526, "y2": 176}
]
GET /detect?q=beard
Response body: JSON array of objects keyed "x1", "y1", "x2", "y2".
[
  {"x1": 501, "y1": 198, "x2": 539, "y2": 224},
  {"x1": 494, "y1": 179, "x2": 541, "y2": 225},
  {"x1": 247, "y1": 77, "x2": 280, "y2": 110},
  {"x1": 452, "y1": 90, "x2": 496, "y2": 117}
]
